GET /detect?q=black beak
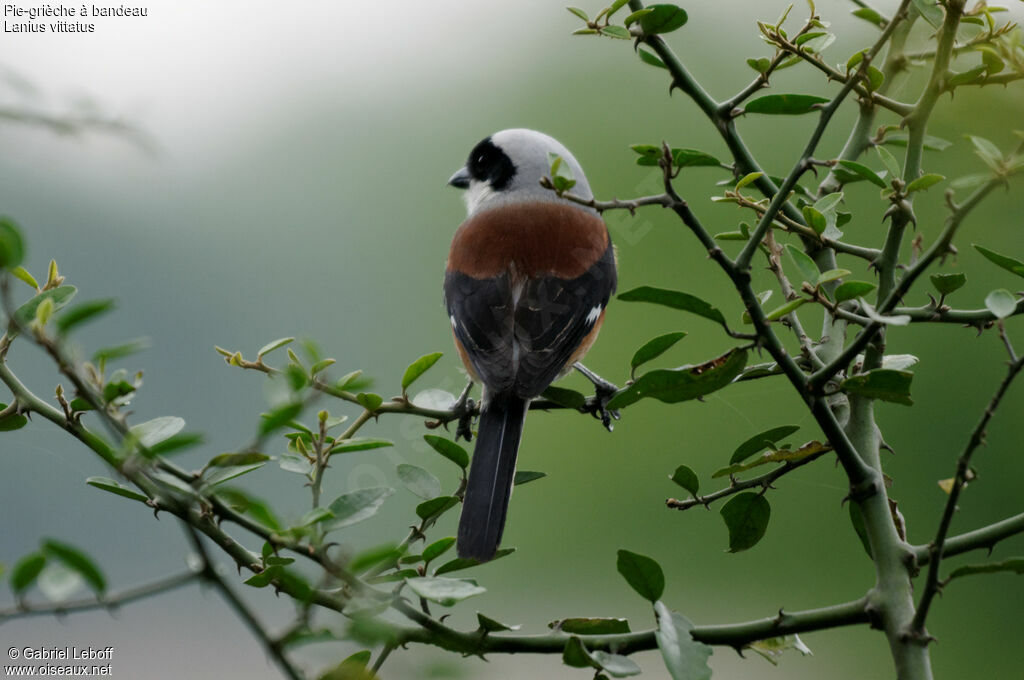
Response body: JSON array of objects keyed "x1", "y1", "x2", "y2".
[{"x1": 448, "y1": 166, "x2": 471, "y2": 189}]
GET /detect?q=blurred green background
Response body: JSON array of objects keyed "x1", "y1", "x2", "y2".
[{"x1": 2, "y1": 1, "x2": 1023, "y2": 678}]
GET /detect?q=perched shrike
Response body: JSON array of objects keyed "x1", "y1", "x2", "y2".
[{"x1": 445, "y1": 129, "x2": 617, "y2": 561}]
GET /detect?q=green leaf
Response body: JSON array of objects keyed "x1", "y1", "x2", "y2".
[
  {"x1": 713, "y1": 441, "x2": 830, "y2": 479},
  {"x1": 562, "y1": 636, "x2": 596, "y2": 669},
  {"x1": 92, "y1": 338, "x2": 149, "y2": 364},
  {"x1": 0, "y1": 402, "x2": 28, "y2": 431},
  {"x1": 735, "y1": 171, "x2": 763, "y2": 190},
  {"x1": 600, "y1": 25, "x2": 632, "y2": 39},
  {"x1": 623, "y1": 8, "x2": 653, "y2": 26},
  {"x1": 841, "y1": 369, "x2": 914, "y2": 405},
  {"x1": 592, "y1": 651, "x2": 642, "y2": 678},
  {"x1": 638, "y1": 48, "x2": 666, "y2": 69},
  {"x1": 654, "y1": 601, "x2": 713, "y2": 680},
  {"x1": 851, "y1": 7, "x2": 886, "y2": 26},
  {"x1": 405, "y1": 577, "x2": 485, "y2": 606},
  {"x1": 423, "y1": 435, "x2": 469, "y2": 469},
  {"x1": 607, "y1": 348, "x2": 747, "y2": 410},
  {"x1": 422, "y1": 537, "x2": 456, "y2": 563},
  {"x1": 875, "y1": 145, "x2": 901, "y2": 180},
  {"x1": 616, "y1": 549, "x2": 665, "y2": 602},
  {"x1": 13, "y1": 286, "x2": 77, "y2": 328},
  {"x1": 985, "y1": 289, "x2": 1018, "y2": 319},
  {"x1": 348, "y1": 543, "x2": 402, "y2": 573},
  {"x1": 356, "y1": 392, "x2": 383, "y2": 412},
  {"x1": 882, "y1": 132, "x2": 951, "y2": 151},
  {"x1": 817, "y1": 269, "x2": 851, "y2": 285},
  {"x1": 618, "y1": 286, "x2": 727, "y2": 328},
  {"x1": 980, "y1": 47, "x2": 1006, "y2": 75},
  {"x1": 968, "y1": 135, "x2": 1003, "y2": 170},
  {"x1": 477, "y1": 612, "x2": 521, "y2": 632},
  {"x1": 670, "y1": 149, "x2": 722, "y2": 168},
  {"x1": 85, "y1": 476, "x2": 148, "y2": 503},
  {"x1": 730, "y1": 425, "x2": 800, "y2": 464},
  {"x1": 0, "y1": 216, "x2": 26, "y2": 268},
  {"x1": 720, "y1": 492, "x2": 771, "y2": 552},
  {"x1": 744, "y1": 94, "x2": 829, "y2": 115},
  {"x1": 837, "y1": 160, "x2": 887, "y2": 188},
  {"x1": 298, "y1": 507, "x2": 334, "y2": 528},
  {"x1": 416, "y1": 495, "x2": 459, "y2": 521},
  {"x1": 396, "y1": 463, "x2": 442, "y2": 500},
  {"x1": 42, "y1": 539, "x2": 105, "y2": 594},
  {"x1": 10, "y1": 266, "x2": 38, "y2": 289},
  {"x1": 330, "y1": 438, "x2": 393, "y2": 454},
  {"x1": 785, "y1": 244, "x2": 820, "y2": 284},
  {"x1": 56, "y1": 299, "x2": 116, "y2": 335},
  {"x1": 630, "y1": 332, "x2": 687, "y2": 377},
  {"x1": 205, "y1": 452, "x2": 270, "y2": 468},
  {"x1": 279, "y1": 453, "x2": 313, "y2": 476},
  {"x1": 947, "y1": 65, "x2": 986, "y2": 87},
  {"x1": 747, "y1": 634, "x2": 813, "y2": 665},
  {"x1": 747, "y1": 57, "x2": 771, "y2": 74},
  {"x1": 130, "y1": 416, "x2": 186, "y2": 449},
  {"x1": 669, "y1": 465, "x2": 699, "y2": 498},
  {"x1": 10, "y1": 552, "x2": 47, "y2": 596},
  {"x1": 947, "y1": 558, "x2": 1024, "y2": 580},
  {"x1": 540, "y1": 385, "x2": 586, "y2": 409},
  {"x1": 401, "y1": 352, "x2": 443, "y2": 393},
  {"x1": 215, "y1": 488, "x2": 282, "y2": 531},
  {"x1": 834, "y1": 281, "x2": 877, "y2": 303},
  {"x1": 434, "y1": 548, "x2": 514, "y2": 575},
  {"x1": 145, "y1": 432, "x2": 203, "y2": 457},
  {"x1": 638, "y1": 3, "x2": 688, "y2": 35},
  {"x1": 257, "y1": 337, "x2": 294, "y2": 358},
  {"x1": 865, "y1": 65, "x2": 885, "y2": 91},
  {"x1": 325, "y1": 486, "x2": 394, "y2": 531},
  {"x1": 973, "y1": 244, "x2": 1024, "y2": 278},
  {"x1": 802, "y1": 206, "x2": 826, "y2": 234},
  {"x1": 259, "y1": 402, "x2": 303, "y2": 436},
  {"x1": 906, "y1": 173, "x2": 945, "y2": 193},
  {"x1": 201, "y1": 462, "x2": 266, "y2": 487},
  {"x1": 910, "y1": 0, "x2": 943, "y2": 28},
  {"x1": 548, "y1": 153, "x2": 577, "y2": 193},
  {"x1": 763, "y1": 298, "x2": 806, "y2": 321},
  {"x1": 566, "y1": 6, "x2": 589, "y2": 21},
  {"x1": 514, "y1": 470, "x2": 547, "y2": 486},
  {"x1": 554, "y1": 617, "x2": 632, "y2": 635},
  {"x1": 930, "y1": 273, "x2": 967, "y2": 296}
]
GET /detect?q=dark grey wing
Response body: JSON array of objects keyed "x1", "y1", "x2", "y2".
[
  {"x1": 513, "y1": 244, "x2": 616, "y2": 397},
  {"x1": 444, "y1": 270, "x2": 516, "y2": 393}
]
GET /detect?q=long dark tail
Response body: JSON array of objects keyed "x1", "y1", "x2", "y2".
[{"x1": 457, "y1": 393, "x2": 529, "y2": 561}]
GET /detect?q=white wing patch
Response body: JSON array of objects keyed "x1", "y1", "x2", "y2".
[{"x1": 585, "y1": 305, "x2": 603, "y2": 325}]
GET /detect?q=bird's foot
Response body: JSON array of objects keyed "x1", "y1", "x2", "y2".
[{"x1": 574, "y1": 362, "x2": 620, "y2": 432}]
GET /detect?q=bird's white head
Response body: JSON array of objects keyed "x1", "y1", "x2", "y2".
[{"x1": 448, "y1": 128, "x2": 594, "y2": 216}]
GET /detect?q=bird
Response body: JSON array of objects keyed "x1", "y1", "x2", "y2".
[{"x1": 444, "y1": 129, "x2": 617, "y2": 562}]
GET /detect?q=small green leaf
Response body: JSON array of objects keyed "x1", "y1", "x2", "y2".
[
  {"x1": 671, "y1": 149, "x2": 722, "y2": 168},
  {"x1": 423, "y1": 435, "x2": 469, "y2": 469},
  {"x1": 205, "y1": 452, "x2": 270, "y2": 468},
  {"x1": 875, "y1": 145, "x2": 901, "y2": 180},
  {"x1": 638, "y1": 48, "x2": 666, "y2": 69},
  {"x1": 201, "y1": 462, "x2": 266, "y2": 487},
  {"x1": 592, "y1": 651, "x2": 642, "y2": 678},
  {"x1": 624, "y1": 8, "x2": 653, "y2": 26},
  {"x1": 841, "y1": 369, "x2": 914, "y2": 405},
  {"x1": 608, "y1": 348, "x2": 747, "y2": 410},
  {"x1": 735, "y1": 171, "x2": 763, "y2": 190},
  {"x1": 540, "y1": 385, "x2": 587, "y2": 409},
  {"x1": 802, "y1": 206, "x2": 826, "y2": 234},
  {"x1": 947, "y1": 65, "x2": 987, "y2": 87},
  {"x1": 434, "y1": 548, "x2": 514, "y2": 575},
  {"x1": 10, "y1": 552, "x2": 47, "y2": 596},
  {"x1": 930, "y1": 273, "x2": 967, "y2": 296},
  {"x1": 947, "y1": 558, "x2": 1024, "y2": 581},
  {"x1": 554, "y1": 617, "x2": 632, "y2": 635},
  {"x1": 834, "y1": 281, "x2": 877, "y2": 303},
  {"x1": 0, "y1": 402, "x2": 28, "y2": 432},
  {"x1": 973, "y1": 244, "x2": 1024, "y2": 278},
  {"x1": 616, "y1": 549, "x2": 665, "y2": 602},
  {"x1": 600, "y1": 25, "x2": 632, "y2": 39},
  {"x1": 513, "y1": 470, "x2": 547, "y2": 486},
  {"x1": 130, "y1": 416, "x2": 186, "y2": 449},
  {"x1": 259, "y1": 402, "x2": 302, "y2": 436},
  {"x1": 10, "y1": 266, "x2": 38, "y2": 289},
  {"x1": 356, "y1": 392, "x2": 383, "y2": 412},
  {"x1": 416, "y1": 495, "x2": 459, "y2": 522},
  {"x1": 92, "y1": 338, "x2": 149, "y2": 364},
  {"x1": 846, "y1": 49, "x2": 867, "y2": 71},
  {"x1": 0, "y1": 216, "x2": 26, "y2": 269},
  {"x1": 906, "y1": 173, "x2": 945, "y2": 193},
  {"x1": 851, "y1": 7, "x2": 886, "y2": 26},
  {"x1": 980, "y1": 47, "x2": 1005, "y2": 75},
  {"x1": 654, "y1": 601, "x2": 713, "y2": 680},
  {"x1": 215, "y1": 488, "x2": 282, "y2": 531},
  {"x1": 817, "y1": 269, "x2": 851, "y2": 285},
  {"x1": 478, "y1": 612, "x2": 521, "y2": 632},
  {"x1": 257, "y1": 337, "x2": 294, "y2": 359},
  {"x1": 401, "y1": 352, "x2": 443, "y2": 393},
  {"x1": 85, "y1": 476, "x2": 148, "y2": 503},
  {"x1": 563, "y1": 636, "x2": 596, "y2": 669},
  {"x1": 763, "y1": 298, "x2": 806, "y2": 321},
  {"x1": 669, "y1": 465, "x2": 699, "y2": 498},
  {"x1": 837, "y1": 160, "x2": 887, "y2": 188},
  {"x1": 422, "y1": 537, "x2": 457, "y2": 563},
  {"x1": 638, "y1": 3, "x2": 688, "y2": 35},
  {"x1": 744, "y1": 94, "x2": 829, "y2": 115},
  {"x1": 55, "y1": 299, "x2": 115, "y2": 335},
  {"x1": 785, "y1": 244, "x2": 820, "y2": 284},
  {"x1": 731, "y1": 425, "x2": 800, "y2": 464},
  {"x1": 747, "y1": 634, "x2": 813, "y2": 665},
  {"x1": 985, "y1": 289, "x2": 1017, "y2": 319},
  {"x1": 566, "y1": 6, "x2": 589, "y2": 21},
  {"x1": 298, "y1": 507, "x2": 334, "y2": 528},
  {"x1": 720, "y1": 493, "x2": 771, "y2": 552},
  {"x1": 618, "y1": 286, "x2": 727, "y2": 328},
  {"x1": 883, "y1": 132, "x2": 952, "y2": 151},
  {"x1": 968, "y1": 135, "x2": 1003, "y2": 170},
  {"x1": 911, "y1": 0, "x2": 944, "y2": 28},
  {"x1": 42, "y1": 539, "x2": 105, "y2": 594},
  {"x1": 330, "y1": 438, "x2": 393, "y2": 454},
  {"x1": 630, "y1": 332, "x2": 687, "y2": 377},
  {"x1": 13, "y1": 286, "x2": 77, "y2": 329},
  {"x1": 397, "y1": 463, "x2": 442, "y2": 500},
  {"x1": 325, "y1": 487, "x2": 394, "y2": 531},
  {"x1": 747, "y1": 57, "x2": 771, "y2": 74},
  {"x1": 865, "y1": 65, "x2": 885, "y2": 91}
]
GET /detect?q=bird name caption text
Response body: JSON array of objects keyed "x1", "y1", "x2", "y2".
[{"x1": 4, "y1": 4, "x2": 148, "y2": 33}]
